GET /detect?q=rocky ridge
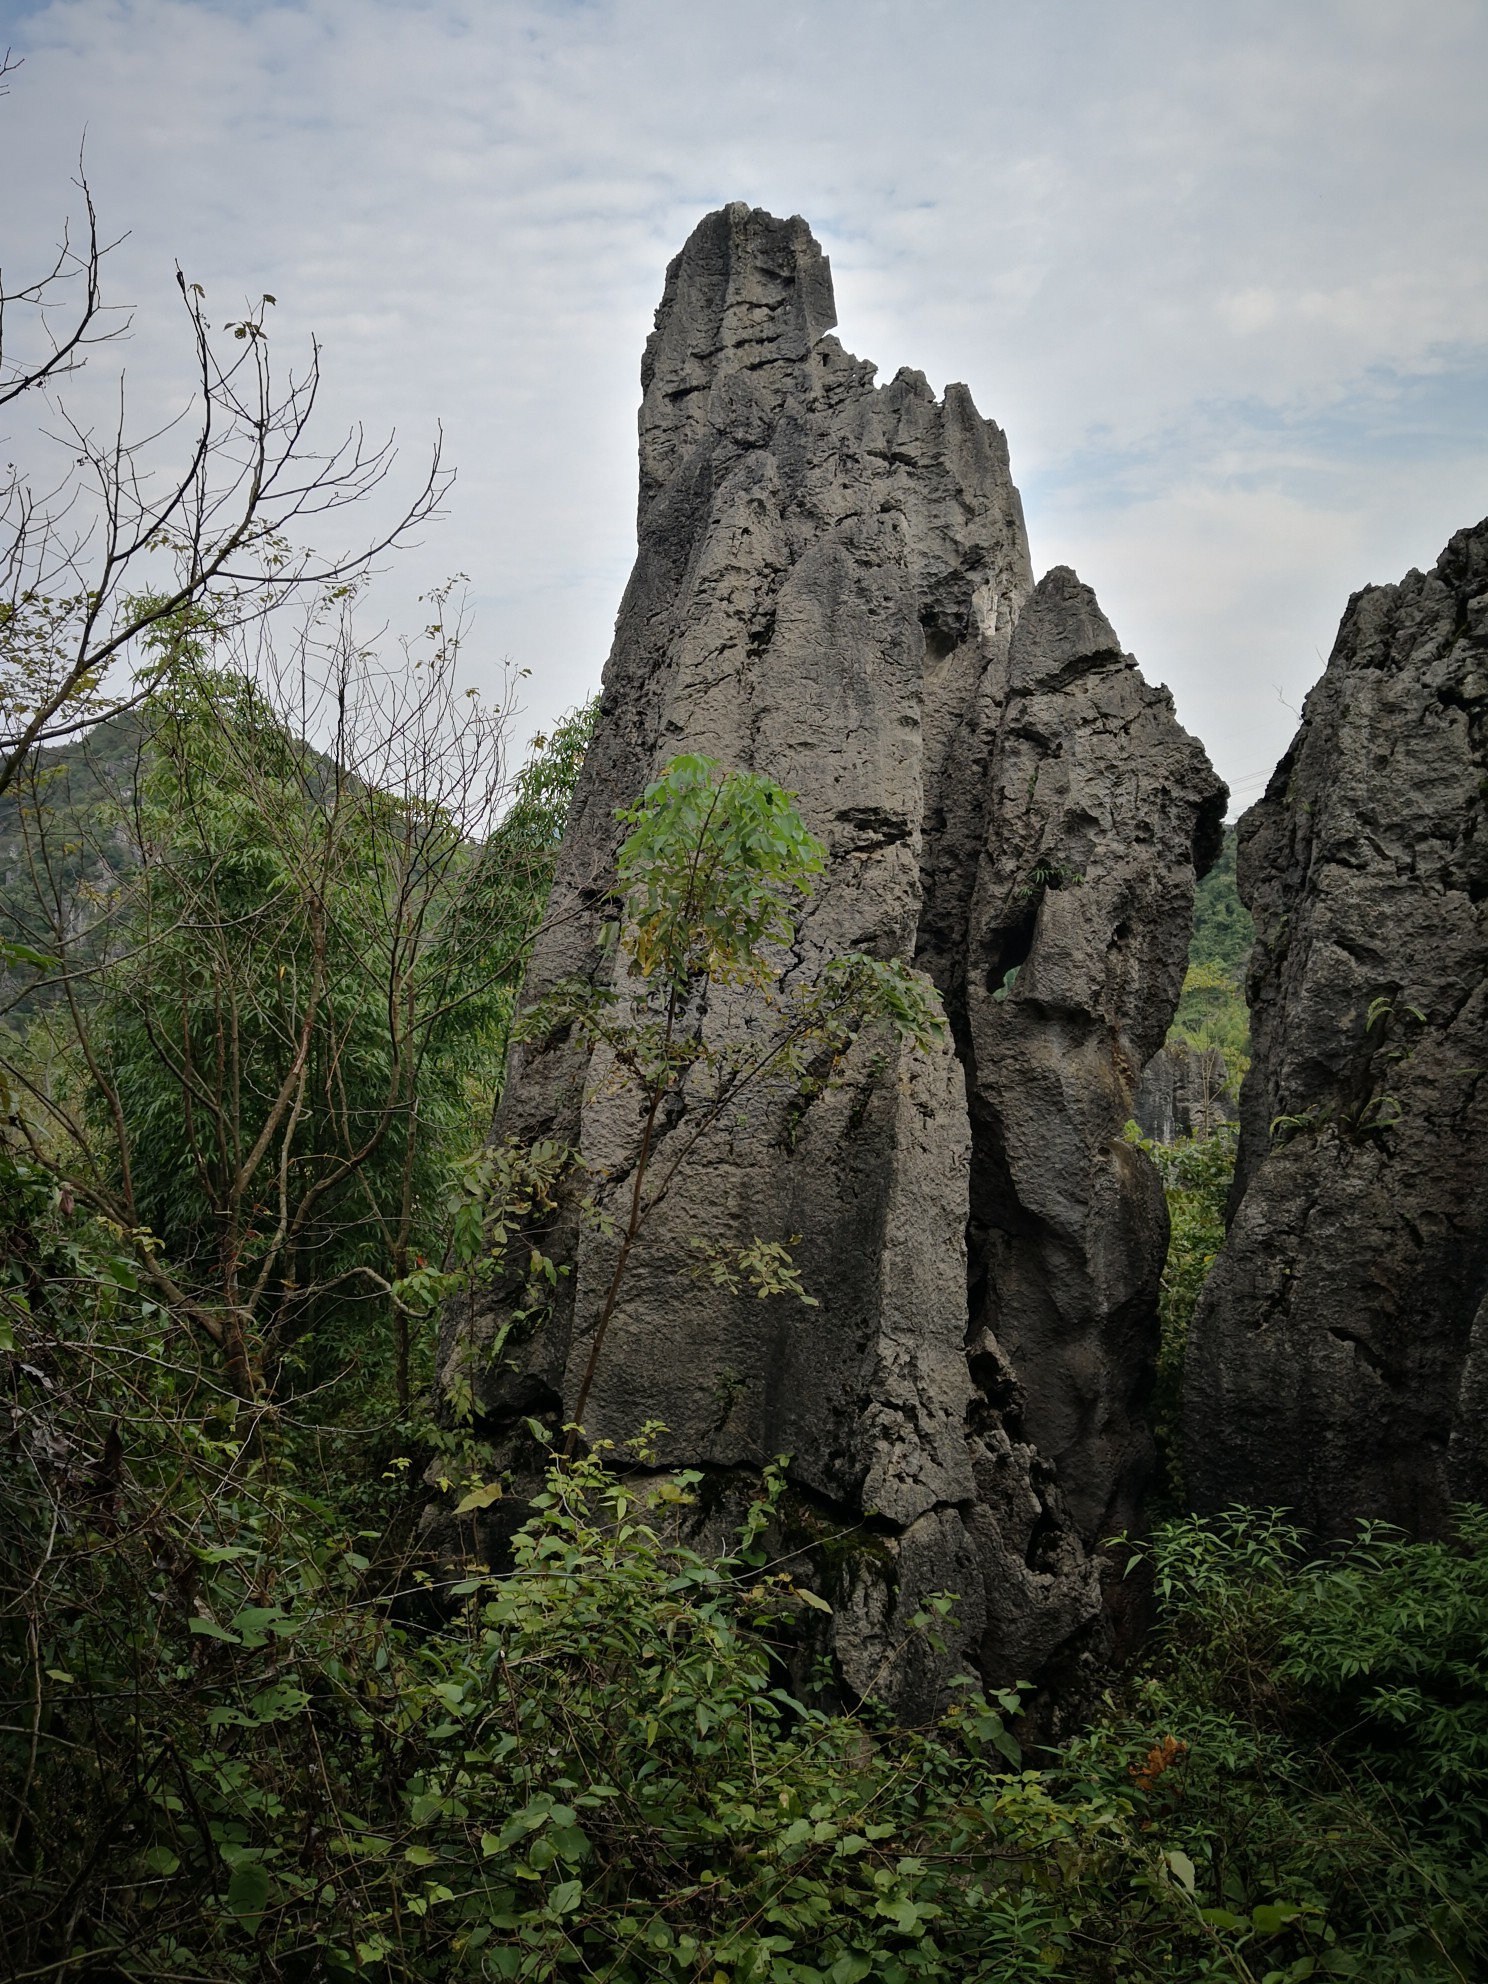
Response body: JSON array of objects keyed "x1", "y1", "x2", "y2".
[
  {"x1": 439, "y1": 205, "x2": 1225, "y2": 1712},
  {"x1": 1185, "y1": 520, "x2": 1488, "y2": 1537}
]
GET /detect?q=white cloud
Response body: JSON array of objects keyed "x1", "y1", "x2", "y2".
[{"x1": 2, "y1": 0, "x2": 1485, "y2": 801}]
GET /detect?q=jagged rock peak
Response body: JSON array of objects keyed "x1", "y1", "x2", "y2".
[
  {"x1": 1008, "y1": 564, "x2": 1126, "y2": 685},
  {"x1": 960, "y1": 565, "x2": 1226, "y2": 1556},
  {"x1": 1185, "y1": 516, "x2": 1488, "y2": 1538},
  {"x1": 638, "y1": 206, "x2": 838, "y2": 514},
  {"x1": 433, "y1": 207, "x2": 1223, "y2": 1721}
]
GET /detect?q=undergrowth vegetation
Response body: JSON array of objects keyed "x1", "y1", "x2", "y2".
[
  {"x1": 1087, "y1": 1508, "x2": 1488, "y2": 1983},
  {"x1": 1132, "y1": 1126, "x2": 1235, "y2": 1506},
  {"x1": 2, "y1": 681, "x2": 1482, "y2": 1981},
  {"x1": 5, "y1": 1171, "x2": 1485, "y2": 1981}
]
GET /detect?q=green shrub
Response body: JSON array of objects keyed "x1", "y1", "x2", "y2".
[
  {"x1": 1079, "y1": 1508, "x2": 1488, "y2": 1984},
  {"x1": 0, "y1": 1155, "x2": 1237, "y2": 1981}
]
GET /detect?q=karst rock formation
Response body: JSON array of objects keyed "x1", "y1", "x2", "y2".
[
  {"x1": 438, "y1": 205, "x2": 1224, "y2": 1713},
  {"x1": 1185, "y1": 520, "x2": 1488, "y2": 1537},
  {"x1": 1133, "y1": 1042, "x2": 1235, "y2": 1145}
]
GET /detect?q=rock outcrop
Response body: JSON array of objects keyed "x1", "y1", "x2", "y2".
[
  {"x1": 956, "y1": 571, "x2": 1224, "y2": 1555},
  {"x1": 440, "y1": 204, "x2": 1223, "y2": 1712},
  {"x1": 1134, "y1": 1043, "x2": 1235, "y2": 1145},
  {"x1": 1185, "y1": 520, "x2": 1488, "y2": 1537}
]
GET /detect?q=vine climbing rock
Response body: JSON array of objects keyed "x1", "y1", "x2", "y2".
[
  {"x1": 1185, "y1": 519, "x2": 1488, "y2": 1538},
  {"x1": 435, "y1": 204, "x2": 1224, "y2": 1716}
]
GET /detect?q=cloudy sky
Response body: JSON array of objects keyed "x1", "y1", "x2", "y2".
[{"x1": 4, "y1": 0, "x2": 1486, "y2": 811}]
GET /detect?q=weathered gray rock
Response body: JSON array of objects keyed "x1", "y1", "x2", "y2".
[
  {"x1": 1134, "y1": 1043, "x2": 1235, "y2": 1145},
  {"x1": 439, "y1": 205, "x2": 1222, "y2": 1712},
  {"x1": 1185, "y1": 520, "x2": 1488, "y2": 1538},
  {"x1": 954, "y1": 570, "x2": 1226, "y2": 1553}
]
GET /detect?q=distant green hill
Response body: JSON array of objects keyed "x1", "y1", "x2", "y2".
[
  {"x1": 1189, "y1": 827, "x2": 1252, "y2": 978},
  {"x1": 0, "y1": 714, "x2": 147, "y2": 1006}
]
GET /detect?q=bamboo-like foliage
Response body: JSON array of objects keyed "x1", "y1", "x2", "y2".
[{"x1": 0, "y1": 592, "x2": 594, "y2": 1408}]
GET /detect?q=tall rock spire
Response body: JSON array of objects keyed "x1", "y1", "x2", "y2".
[
  {"x1": 1185, "y1": 519, "x2": 1488, "y2": 1537},
  {"x1": 958, "y1": 566, "x2": 1224, "y2": 1552},
  {"x1": 436, "y1": 206, "x2": 1223, "y2": 1714}
]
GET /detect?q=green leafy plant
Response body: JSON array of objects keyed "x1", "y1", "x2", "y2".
[
  {"x1": 1016, "y1": 858, "x2": 1085, "y2": 902},
  {"x1": 516, "y1": 754, "x2": 945, "y2": 1443},
  {"x1": 1, "y1": 620, "x2": 594, "y2": 1413}
]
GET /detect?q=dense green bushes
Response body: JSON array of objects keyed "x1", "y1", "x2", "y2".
[
  {"x1": 0, "y1": 1169, "x2": 1166, "y2": 1977},
  {"x1": 5, "y1": 1150, "x2": 1485, "y2": 1980},
  {"x1": 1081, "y1": 1508, "x2": 1488, "y2": 1982}
]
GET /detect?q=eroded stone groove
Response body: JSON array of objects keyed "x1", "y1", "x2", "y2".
[
  {"x1": 1185, "y1": 519, "x2": 1488, "y2": 1538},
  {"x1": 437, "y1": 205, "x2": 1222, "y2": 1713}
]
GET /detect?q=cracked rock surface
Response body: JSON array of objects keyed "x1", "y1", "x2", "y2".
[
  {"x1": 1185, "y1": 520, "x2": 1488, "y2": 1538},
  {"x1": 955, "y1": 570, "x2": 1225, "y2": 1556},
  {"x1": 439, "y1": 205, "x2": 1222, "y2": 1714}
]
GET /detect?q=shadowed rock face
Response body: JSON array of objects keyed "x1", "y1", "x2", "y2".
[
  {"x1": 1185, "y1": 520, "x2": 1488, "y2": 1538},
  {"x1": 440, "y1": 205, "x2": 1223, "y2": 1714}
]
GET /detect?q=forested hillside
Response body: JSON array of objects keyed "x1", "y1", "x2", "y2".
[{"x1": 1167, "y1": 828, "x2": 1252, "y2": 1089}]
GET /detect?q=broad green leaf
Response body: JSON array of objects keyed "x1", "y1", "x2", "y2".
[
  {"x1": 0, "y1": 938, "x2": 58, "y2": 970},
  {"x1": 1165, "y1": 1848, "x2": 1197, "y2": 1894},
  {"x1": 1199, "y1": 1907, "x2": 1248, "y2": 1931},
  {"x1": 188, "y1": 1617, "x2": 241, "y2": 1644},
  {"x1": 227, "y1": 1859, "x2": 270, "y2": 1925}
]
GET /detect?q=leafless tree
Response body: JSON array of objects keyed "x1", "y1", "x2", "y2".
[{"x1": 0, "y1": 53, "x2": 449, "y2": 800}]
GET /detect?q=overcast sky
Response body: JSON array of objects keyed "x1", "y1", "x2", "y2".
[{"x1": 4, "y1": 0, "x2": 1486, "y2": 812}]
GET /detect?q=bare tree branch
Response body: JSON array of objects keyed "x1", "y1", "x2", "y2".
[{"x1": 2, "y1": 127, "x2": 450, "y2": 799}]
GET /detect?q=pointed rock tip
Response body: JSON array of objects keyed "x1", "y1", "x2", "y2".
[
  {"x1": 1016, "y1": 566, "x2": 1125, "y2": 672},
  {"x1": 1436, "y1": 511, "x2": 1488, "y2": 586},
  {"x1": 637, "y1": 204, "x2": 838, "y2": 515},
  {"x1": 646, "y1": 203, "x2": 837, "y2": 378}
]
